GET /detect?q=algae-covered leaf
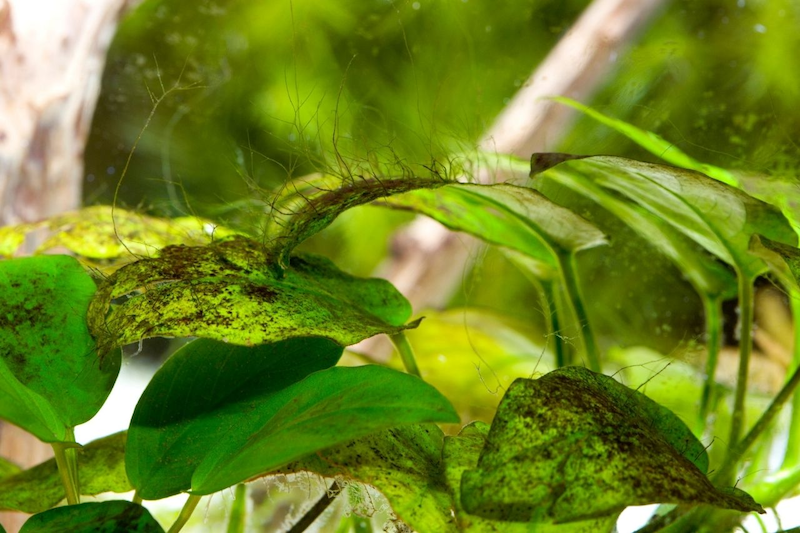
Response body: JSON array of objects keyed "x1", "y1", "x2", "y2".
[
  {"x1": 88, "y1": 235, "x2": 415, "y2": 355},
  {"x1": 461, "y1": 366, "x2": 764, "y2": 523},
  {"x1": 191, "y1": 365, "x2": 459, "y2": 495},
  {"x1": 0, "y1": 205, "x2": 237, "y2": 263},
  {"x1": 532, "y1": 155, "x2": 796, "y2": 279},
  {"x1": 20, "y1": 501, "x2": 163, "y2": 533},
  {"x1": 382, "y1": 183, "x2": 608, "y2": 280},
  {"x1": 0, "y1": 255, "x2": 120, "y2": 441},
  {"x1": 277, "y1": 424, "x2": 458, "y2": 532},
  {"x1": 443, "y1": 422, "x2": 617, "y2": 532},
  {"x1": 0, "y1": 432, "x2": 130, "y2": 513},
  {"x1": 127, "y1": 337, "x2": 343, "y2": 500},
  {"x1": 265, "y1": 177, "x2": 445, "y2": 268}
]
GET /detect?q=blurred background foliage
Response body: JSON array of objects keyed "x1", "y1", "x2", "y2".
[
  {"x1": 85, "y1": 0, "x2": 799, "y2": 428},
  {"x1": 79, "y1": 0, "x2": 800, "y2": 529}
]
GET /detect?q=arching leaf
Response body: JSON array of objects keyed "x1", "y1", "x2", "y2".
[
  {"x1": 20, "y1": 501, "x2": 163, "y2": 533},
  {"x1": 461, "y1": 366, "x2": 764, "y2": 523},
  {"x1": 88, "y1": 235, "x2": 415, "y2": 356}
]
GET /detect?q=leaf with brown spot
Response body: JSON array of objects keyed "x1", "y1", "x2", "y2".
[
  {"x1": 461, "y1": 367, "x2": 764, "y2": 523},
  {"x1": 88, "y1": 235, "x2": 416, "y2": 356}
]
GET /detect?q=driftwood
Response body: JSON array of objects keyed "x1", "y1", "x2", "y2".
[{"x1": 0, "y1": 0, "x2": 137, "y2": 530}]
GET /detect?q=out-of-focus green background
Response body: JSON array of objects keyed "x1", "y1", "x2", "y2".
[{"x1": 83, "y1": 1, "x2": 800, "y2": 528}]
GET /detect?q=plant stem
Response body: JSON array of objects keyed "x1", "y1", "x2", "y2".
[
  {"x1": 227, "y1": 484, "x2": 247, "y2": 533},
  {"x1": 558, "y1": 252, "x2": 601, "y2": 372},
  {"x1": 717, "y1": 360, "x2": 800, "y2": 483},
  {"x1": 64, "y1": 427, "x2": 80, "y2": 500},
  {"x1": 782, "y1": 292, "x2": 800, "y2": 468},
  {"x1": 724, "y1": 273, "x2": 754, "y2": 479},
  {"x1": 167, "y1": 494, "x2": 202, "y2": 533},
  {"x1": 697, "y1": 295, "x2": 723, "y2": 434},
  {"x1": 389, "y1": 331, "x2": 422, "y2": 378},
  {"x1": 52, "y1": 434, "x2": 80, "y2": 506},
  {"x1": 288, "y1": 481, "x2": 340, "y2": 533},
  {"x1": 540, "y1": 280, "x2": 567, "y2": 367},
  {"x1": 133, "y1": 491, "x2": 143, "y2": 505}
]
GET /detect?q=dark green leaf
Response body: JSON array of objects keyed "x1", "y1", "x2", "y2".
[
  {"x1": 126, "y1": 337, "x2": 343, "y2": 500},
  {"x1": 88, "y1": 236, "x2": 415, "y2": 356},
  {"x1": 0, "y1": 432, "x2": 130, "y2": 513},
  {"x1": 0, "y1": 255, "x2": 120, "y2": 441},
  {"x1": 192, "y1": 365, "x2": 459, "y2": 495},
  {"x1": 461, "y1": 366, "x2": 763, "y2": 523},
  {"x1": 750, "y1": 235, "x2": 800, "y2": 292},
  {"x1": 383, "y1": 183, "x2": 607, "y2": 279},
  {"x1": 20, "y1": 501, "x2": 163, "y2": 533},
  {"x1": 532, "y1": 155, "x2": 796, "y2": 279}
]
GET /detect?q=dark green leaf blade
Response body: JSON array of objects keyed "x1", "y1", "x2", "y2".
[
  {"x1": 20, "y1": 501, "x2": 163, "y2": 533},
  {"x1": 192, "y1": 365, "x2": 460, "y2": 495},
  {"x1": 126, "y1": 337, "x2": 343, "y2": 500},
  {"x1": 461, "y1": 367, "x2": 763, "y2": 523},
  {"x1": 88, "y1": 236, "x2": 414, "y2": 355},
  {"x1": 0, "y1": 255, "x2": 120, "y2": 441},
  {"x1": 0, "y1": 432, "x2": 130, "y2": 513}
]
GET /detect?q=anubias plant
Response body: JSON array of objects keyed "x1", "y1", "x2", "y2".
[{"x1": 1, "y1": 102, "x2": 800, "y2": 532}]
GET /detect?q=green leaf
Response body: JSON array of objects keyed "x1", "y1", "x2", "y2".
[
  {"x1": 541, "y1": 166, "x2": 737, "y2": 299},
  {"x1": 0, "y1": 206, "x2": 238, "y2": 264},
  {"x1": 278, "y1": 424, "x2": 458, "y2": 532},
  {"x1": 126, "y1": 337, "x2": 343, "y2": 500},
  {"x1": 532, "y1": 155, "x2": 796, "y2": 279},
  {"x1": 383, "y1": 183, "x2": 608, "y2": 279},
  {"x1": 442, "y1": 422, "x2": 617, "y2": 532},
  {"x1": 20, "y1": 501, "x2": 164, "y2": 533},
  {"x1": 551, "y1": 97, "x2": 740, "y2": 187},
  {"x1": 461, "y1": 366, "x2": 764, "y2": 523},
  {"x1": 191, "y1": 365, "x2": 459, "y2": 495},
  {"x1": 0, "y1": 457, "x2": 19, "y2": 480},
  {"x1": 88, "y1": 236, "x2": 415, "y2": 356},
  {"x1": 749, "y1": 234, "x2": 800, "y2": 292},
  {"x1": 0, "y1": 255, "x2": 120, "y2": 441},
  {"x1": 0, "y1": 432, "x2": 130, "y2": 513}
]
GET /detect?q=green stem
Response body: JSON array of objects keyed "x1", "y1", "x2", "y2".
[
  {"x1": 389, "y1": 331, "x2": 422, "y2": 379},
  {"x1": 52, "y1": 434, "x2": 80, "y2": 506},
  {"x1": 540, "y1": 280, "x2": 567, "y2": 367},
  {"x1": 167, "y1": 494, "x2": 202, "y2": 533},
  {"x1": 782, "y1": 292, "x2": 800, "y2": 468},
  {"x1": 227, "y1": 484, "x2": 247, "y2": 533},
  {"x1": 717, "y1": 359, "x2": 800, "y2": 483},
  {"x1": 558, "y1": 253, "x2": 601, "y2": 372},
  {"x1": 724, "y1": 273, "x2": 754, "y2": 480},
  {"x1": 697, "y1": 295, "x2": 723, "y2": 435},
  {"x1": 64, "y1": 427, "x2": 80, "y2": 501},
  {"x1": 133, "y1": 491, "x2": 143, "y2": 505}
]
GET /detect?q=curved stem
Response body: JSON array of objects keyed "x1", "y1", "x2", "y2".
[
  {"x1": 389, "y1": 331, "x2": 422, "y2": 379},
  {"x1": 724, "y1": 273, "x2": 755, "y2": 478},
  {"x1": 697, "y1": 295, "x2": 723, "y2": 434},
  {"x1": 227, "y1": 484, "x2": 247, "y2": 533},
  {"x1": 288, "y1": 481, "x2": 339, "y2": 533},
  {"x1": 558, "y1": 252, "x2": 600, "y2": 372},
  {"x1": 540, "y1": 280, "x2": 567, "y2": 367},
  {"x1": 167, "y1": 494, "x2": 202, "y2": 533},
  {"x1": 52, "y1": 431, "x2": 80, "y2": 506}
]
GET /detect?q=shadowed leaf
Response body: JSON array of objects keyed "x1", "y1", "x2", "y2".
[
  {"x1": 20, "y1": 501, "x2": 163, "y2": 533},
  {"x1": 461, "y1": 366, "x2": 764, "y2": 523}
]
